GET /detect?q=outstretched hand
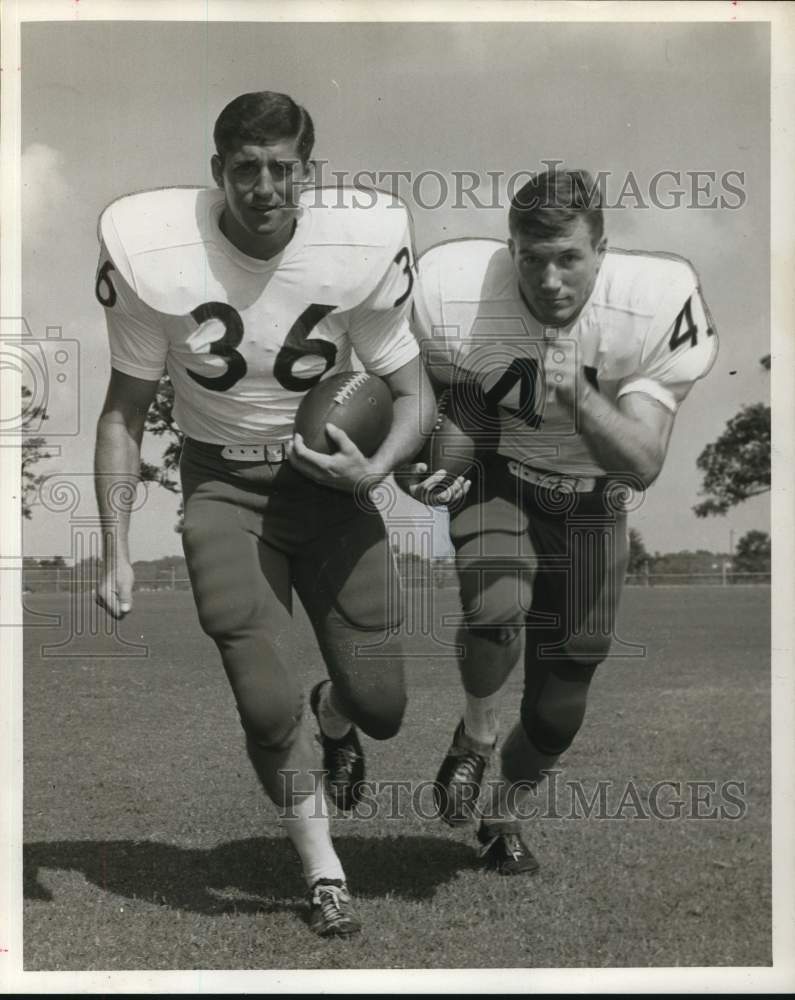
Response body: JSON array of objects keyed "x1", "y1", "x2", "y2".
[{"x1": 398, "y1": 462, "x2": 471, "y2": 507}]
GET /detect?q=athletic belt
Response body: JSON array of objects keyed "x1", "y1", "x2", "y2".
[
  {"x1": 185, "y1": 438, "x2": 288, "y2": 463},
  {"x1": 505, "y1": 458, "x2": 599, "y2": 493}
]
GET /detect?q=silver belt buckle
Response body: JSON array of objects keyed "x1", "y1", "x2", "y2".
[
  {"x1": 221, "y1": 444, "x2": 285, "y2": 463},
  {"x1": 541, "y1": 471, "x2": 576, "y2": 492}
]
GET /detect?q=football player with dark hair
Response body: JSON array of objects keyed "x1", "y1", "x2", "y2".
[
  {"x1": 93, "y1": 90, "x2": 434, "y2": 936},
  {"x1": 410, "y1": 167, "x2": 717, "y2": 874},
  {"x1": 213, "y1": 90, "x2": 316, "y2": 168}
]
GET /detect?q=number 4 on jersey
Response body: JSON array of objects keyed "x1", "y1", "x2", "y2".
[
  {"x1": 669, "y1": 296, "x2": 715, "y2": 352},
  {"x1": 484, "y1": 357, "x2": 542, "y2": 429}
]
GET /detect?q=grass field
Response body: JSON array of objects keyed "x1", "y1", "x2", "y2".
[{"x1": 23, "y1": 584, "x2": 771, "y2": 971}]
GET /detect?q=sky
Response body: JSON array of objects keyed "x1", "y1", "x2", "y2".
[{"x1": 18, "y1": 17, "x2": 771, "y2": 562}]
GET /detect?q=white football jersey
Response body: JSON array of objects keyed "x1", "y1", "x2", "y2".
[
  {"x1": 413, "y1": 239, "x2": 718, "y2": 477},
  {"x1": 95, "y1": 186, "x2": 418, "y2": 443}
]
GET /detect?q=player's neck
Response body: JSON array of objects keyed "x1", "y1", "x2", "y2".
[{"x1": 219, "y1": 211, "x2": 298, "y2": 261}]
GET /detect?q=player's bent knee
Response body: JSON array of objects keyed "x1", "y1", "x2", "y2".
[
  {"x1": 193, "y1": 593, "x2": 270, "y2": 642},
  {"x1": 458, "y1": 623, "x2": 522, "y2": 697},
  {"x1": 349, "y1": 689, "x2": 406, "y2": 741},
  {"x1": 362, "y1": 711, "x2": 403, "y2": 741},
  {"x1": 232, "y1": 677, "x2": 304, "y2": 753},
  {"x1": 519, "y1": 663, "x2": 596, "y2": 755},
  {"x1": 241, "y1": 707, "x2": 302, "y2": 753},
  {"x1": 559, "y1": 634, "x2": 614, "y2": 668}
]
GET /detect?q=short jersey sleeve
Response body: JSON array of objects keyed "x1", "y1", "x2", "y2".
[
  {"x1": 95, "y1": 237, "x2": 168, "y2": 382},
  {"x1": 616, "y1": 287, "x2": 718, "y2": 412},
  {"x1": 410, "y1": 247, "x2": 458, "y2": 385},
  {"x1": 411, "y1": 248, "x2": 442, "y2": 339},
  {"x1": 346, "y1": 217, "x2": 419, "y2": 376}
]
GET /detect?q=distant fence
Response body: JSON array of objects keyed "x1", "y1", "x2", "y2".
[
  {"x1": 22, "y1": 568, "x2": 193, "y2": 594},
  {"x1": 427, "y1": 566, "x2": 770, "y2": 588},
  {"x1": 622, "y1": 571, "x2": 770, "y2": 587},
  {"x1": 21, "y1": 566, "x2": 771, "y2": 594}
]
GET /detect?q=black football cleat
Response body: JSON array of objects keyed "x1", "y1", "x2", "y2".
[
  {"x1": 310, "y1": 680, "x2": 365, "y2": 812},
  {"x1": 476, "y1": 821, "x2": 540, "y2": 876},
  {"x1": 433, "y1": 720, "x2": 493, "y2": 826},
  {"x1": 308, "y1": 878, "x2": 362, "y2": 937}
]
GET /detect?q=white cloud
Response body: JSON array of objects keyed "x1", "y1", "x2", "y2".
[{"x1": 21, "y1": 143, "x2": 75, "y2": 247}]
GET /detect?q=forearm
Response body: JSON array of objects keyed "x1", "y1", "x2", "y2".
[
  {"x1": 577, "y1": 388, "x2": 666, "y2": 487},
  {"x1": 94, "y1": 415, "x2": 143, "y2": 562},
  {"x1": 368, "y1": 389, "x2": 432, "y2": 480}
]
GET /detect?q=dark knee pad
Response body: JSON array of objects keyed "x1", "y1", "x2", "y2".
[
  {"x1": 243, "y1": 720, "x2": 301, "y2": 753},
  {"x1": 338, "y1": 684, "x2": 406, "y2": 741},
  {"x1": 520, "y1": 661, "x2": 597, "y2": 756},
  {"x1": 458, "y1": 623, "x2": 523, "y2": 698},
  {"x1": 239, "y1": 698, "x2": 303, "y2": 753},
  {"x1": 360, "y1": 702, "x2": 405, "y2": 741},
  {"x1": 556, "y1": 634, "x2": 613, "y2": 669}
]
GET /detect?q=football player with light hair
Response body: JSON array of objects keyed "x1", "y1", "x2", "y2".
[
  {"x1": 410, "y1": 167, "x2": 717, "y2": 873},
  {"x1": 93, "y1": 91, "x2": 434, "y2": 935}
]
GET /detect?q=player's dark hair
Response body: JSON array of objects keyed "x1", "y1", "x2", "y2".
[
  {"x1": 213, "y1": 91, "x2": 315, "y2": 166},
  {"x1": 509, "y1": 169, "x2": 604, "y2": 246}
]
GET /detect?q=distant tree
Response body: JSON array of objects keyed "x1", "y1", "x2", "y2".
[
  {"x1": 650, "y1": 549, "x2": 729, "y2": 576},
  {"x1": 139, "y1": 376, "x2": 184, "y2": 531},
  {"x1": 627, "y1": 527, "x2": 650, "y2": 574},
  {"x1": 732, "y1": 530, "x2": 771, "y2": 574},
  {"x1": 694, "y1": 355, "x2": 771, "y2": 517},
  {"x1": 39, "y1": 556, "x2": 67, "y2": 568},
  {"x1": 21, "y1": 385, "x2": 53, "y2": 519}
]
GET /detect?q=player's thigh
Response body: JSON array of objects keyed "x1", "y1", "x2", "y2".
[
  {"x1": 529, "y1": 507, "x2": 628, "y2": 664},
  {"x1": 294, "y1": 502, "x2": 403, "y2": 632},
  {"x1": 449, "y1": 490, "x2": 536, "y2": 629},
  {"x1": 181, "y1": 486, "x2": 305, "y2": 742},
  {"x1": 293, "y1": 505, "x2": 406, "y2": 736},
  {"x1": 181, "y1": 487, "x2": 292, "y2": 635}
]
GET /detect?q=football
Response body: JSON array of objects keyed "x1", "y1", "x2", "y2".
[
  {"x1": 294, "y1": 371, "x2": 393, "y2": 456},
  {"x1": 414, "y1": 382, "x2": 499, "y2": 484}
]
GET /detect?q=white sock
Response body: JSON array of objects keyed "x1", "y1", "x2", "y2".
[
  {"x1": 463, "y1": 690, "x2": 500, "y2": 746},
  {"x1": 317, "y1": 681, "x2": 352, "y2": 739},
  {"x1": 281, "y1": 785, "x2": 346, "y2": 888}
]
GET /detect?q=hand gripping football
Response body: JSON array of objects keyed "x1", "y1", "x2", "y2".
[{"x1": 294, "y1": 371, "x2": 393, "y2": 456}]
